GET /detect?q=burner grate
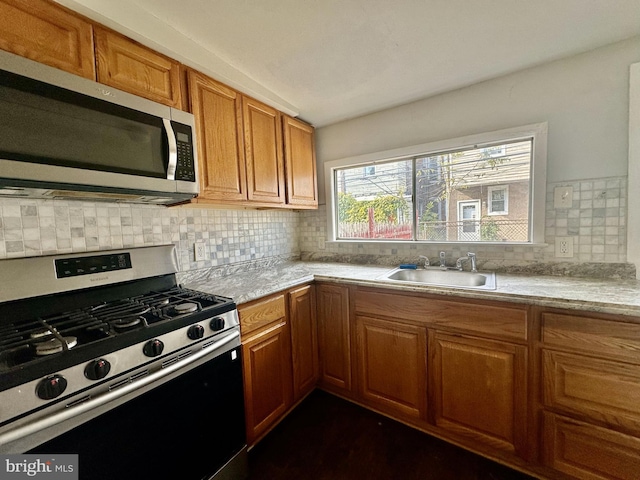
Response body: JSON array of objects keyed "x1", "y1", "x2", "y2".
[{"x1": 0, "y1": 286, "x2": 233, "y2": 375}]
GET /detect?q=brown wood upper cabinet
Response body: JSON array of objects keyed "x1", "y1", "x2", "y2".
[
  {"x1": 94, "y1": 27, "x2": 182, "y2": 108},
  {"x1": 188, "y1": 70, "x2": 247, "y2": 202},
  {"x1": 0, "y1": 0, "x2": 95, "y2": 79},
  {"x1": 282, "y1": 115, "x2": 318, "y2": 208},
  {"x1": 243, "y1": 96, "x2": 286, "y2": 204},
  {"x1": 189, "y1": 69, "x2": 290, "y2": 207}
]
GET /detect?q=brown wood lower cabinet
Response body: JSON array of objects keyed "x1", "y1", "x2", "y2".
[
  {"x1": 317, "y1": 284, "x2": 352, "y2": 394},
  {"x1": 355, "y1": 315, "x2": 427, "y2": 421},
  {"x1": 239, "y1": 285, "x2": 318, "y2": 446},
  {"x1": 429, "y1": 331, "x2": 528, "y2": 456},
  {"x1": 543, "y1": 412, "x2": 640, "y2": 480},
  {"x1": 240, "y1": 293, "x2": 293, "y2": 446},
  {"x1": 242, "y1": 322, "x2": 293, "y2": 445},
  {"x1": 538, "y1": 309, "x2": 640, "y2": 479},
  {"x1": 289, "y1": 285, "x2": 318, "y2": 402},
  {"x1": 239, "y1": 284, "x2": 640, "y2": 480}
]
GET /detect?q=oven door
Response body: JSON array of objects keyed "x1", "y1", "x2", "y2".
[{"x1": 29, "y1": 346, "x2": 247, "y2": 480}]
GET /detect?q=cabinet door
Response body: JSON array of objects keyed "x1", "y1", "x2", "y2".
[
  {"x1": 289, "y1": 285, "x2": 318, "y2": 401},
  {"x1": 316, "y1": 284, "x2": 352, "y2": 393},
  {"x1": 543, "y1": 349, "x2": 640, "y2": 435},
  {"x1": 0, "y1": 0, "x2": 95, "y2": 78},
  {"x1": 356, "y1": 315, "x2": 427, "y2": 420},
  {"x1": 543, "y1": 412, "x2": 640, "y2": 480},
  {"x1": 188, "y1": 71, "x2": 247, "y2": 202},
  {"x1": 94, "y1": 27, "x2": 182, "y2": 108},
  {"x1": 242, "y1": 322, "x2": 293, "y2": 445},
  {"x1": 282, "y1": 115, "x2": 317, "y2": 208},
  {"x1": 242, "y1": 97, "x2": 285, "y2": 204},
  {"x1": 429, "y1": 331, "x2": 527, "y2": 456}
]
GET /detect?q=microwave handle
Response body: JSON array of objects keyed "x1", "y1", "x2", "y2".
[{"x1": 162, "y1": 119, "x2": 177, "y2": 180}]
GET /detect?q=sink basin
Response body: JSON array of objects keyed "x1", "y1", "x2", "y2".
[{"x1": 379, "y1": 268, "x2": 496, "y2": 290}]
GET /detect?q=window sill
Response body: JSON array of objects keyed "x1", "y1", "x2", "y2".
[{"x1": 325, "y1": 239, "x2": 549, "y2": 247}]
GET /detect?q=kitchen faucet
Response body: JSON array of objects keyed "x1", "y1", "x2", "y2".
[
  {"x1": 439, "y1": 251, "x2": 446, "y2": 269},
  {"x1": 455, "y1": 252, "x2": 478, "y2": 272},
  {"x1": 418, "y1": 255, "x2": 430, "y2": 268}
]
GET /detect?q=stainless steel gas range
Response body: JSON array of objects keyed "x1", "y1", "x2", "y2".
[{"x1": 0, "y1": 245, "x2": 247, "y2": 480}]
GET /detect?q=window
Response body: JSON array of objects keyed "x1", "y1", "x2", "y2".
[
  {"x1": 488, "y1": 186, "x2": 508, "y2": 215},
  {"x1": 326, "y1": 123, "x2": 547, "y2": 244}
]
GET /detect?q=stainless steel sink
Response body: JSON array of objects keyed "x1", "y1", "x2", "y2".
[{"x1": 379, "y1": 268, "x2": 496, "y2": 290}]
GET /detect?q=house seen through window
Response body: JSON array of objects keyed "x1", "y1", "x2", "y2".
[{"x1": 334, "y1": 138, "x2": 533, "y2": 242}]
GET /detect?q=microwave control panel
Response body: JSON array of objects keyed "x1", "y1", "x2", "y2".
[{"x1": 172, "y1": 122, "x2": 196, "y2": 182}]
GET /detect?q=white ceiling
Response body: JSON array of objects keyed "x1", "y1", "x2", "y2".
[{"x1": 59, "y1": 0, "x2": 640, "y2": 127}]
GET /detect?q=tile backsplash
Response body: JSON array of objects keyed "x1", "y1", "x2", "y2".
[
  {"x1": 298, "y1": 176, "x2": 632, "y2": 278},
  {"x1": 0, "y1": 175, "x2": 632, "y2": 278},
  {"x1": 0, "y1": 200, "x2": 300, "y2": 271}
]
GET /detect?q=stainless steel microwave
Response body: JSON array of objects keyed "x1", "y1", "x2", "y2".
[{"x1": 0, "y1": 50, "x2": 199, "y2": 205}]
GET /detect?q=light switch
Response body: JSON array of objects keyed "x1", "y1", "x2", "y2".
[{"x1": 554, "y1": 186, "x2": 573, "y2": 209}]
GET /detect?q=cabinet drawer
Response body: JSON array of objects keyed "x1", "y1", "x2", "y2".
[
  {"x1": 543, "y1": 350, "x2": 640, "y2": 434},
  {"x1": 543, "y1": 412, "x2": 640, "y2": 480},
  {"x1": 355, "y1": 289, "x2": 527, "y2": 342},
  {"x1": 239, "y1": 294, "x2": 286, "y2": 337},
  {"x1": 542, "y1": 312, "x2": 640, "y2": 361}
]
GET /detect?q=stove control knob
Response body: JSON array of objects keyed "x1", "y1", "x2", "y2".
[
  {"x1": 187, "y1": 324, "x2": 205, "y2": 340},
  {"x1": 143, "y1": 339, "x2": 164, "y2": 357},
  {"x1": 85, "y1": 359, "x2": 111, "y2": 380},
  {"x1": 210, "y1": 317, "x2": 225, "y2": 331},
  {"x1": 36, "y1": 375, "x2": 68, "y2": 400}
]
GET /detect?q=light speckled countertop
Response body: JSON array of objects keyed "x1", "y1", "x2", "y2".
[{"x1": 178, "y1": 261, "x2": 640, "y2": 318}]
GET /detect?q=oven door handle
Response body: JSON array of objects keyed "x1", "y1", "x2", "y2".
[{"x1": 0, "y1": 329, "x2": 240, "y2": 448}]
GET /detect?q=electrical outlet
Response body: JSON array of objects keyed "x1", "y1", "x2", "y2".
[
  {"x1": 555, "y1": 236, "x2": 574, "y2": 258},
  {"x1": 554, "y1": 186, "x2": 573, "y2": 209},
  {"x1": 194, "y1": 242, "x2": 206, "y2": 261}
]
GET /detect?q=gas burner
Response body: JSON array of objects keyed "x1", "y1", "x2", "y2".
[
  {"x1": 171, "y1": 303, "x2": 198, "y2": 315},
  {"x1": 110, "y1": 316, "x2": 144, "y2": 332},
  {"x1": 34, "y1": 336, "x2": 77, "y2": 356}
]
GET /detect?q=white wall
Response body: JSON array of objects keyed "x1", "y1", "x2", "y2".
[{"x1": 316, "y1": 36, "x2": 640, "y2": 205}]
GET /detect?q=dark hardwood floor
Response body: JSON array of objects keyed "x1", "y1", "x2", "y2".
[{"x1": 247, "y1": 390, "x2": 535, "y2": 480}]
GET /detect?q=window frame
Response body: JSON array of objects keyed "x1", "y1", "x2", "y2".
[
  {"x1": 324, "y1": 123, "x2": 548, "y2": 245},
  {"x1": 363, "y1": 165, "x2": 376, "y2": 177},
  {"x1": 487, "y1": 185, "x2": 509, "y2": 216}
]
